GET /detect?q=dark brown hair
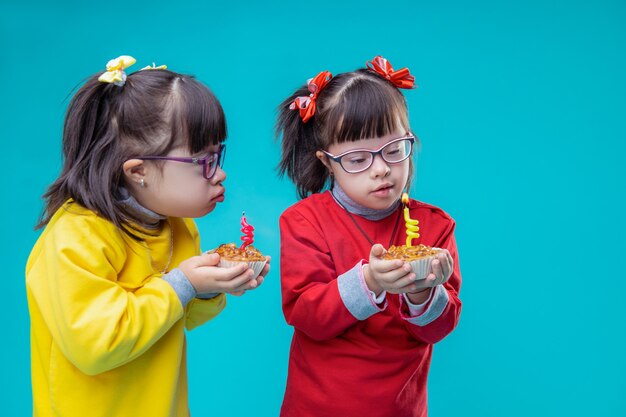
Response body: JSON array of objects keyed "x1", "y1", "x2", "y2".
[
  {"x1": 276, "y1": 68, "x2": 414, "y2": 199},
  {"x1": 37, "y1": 69, "x2": 226, "y2": 232}
]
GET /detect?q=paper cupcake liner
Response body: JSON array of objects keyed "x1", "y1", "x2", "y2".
[
  {"x1": 218, "y1": 259, "x2": 267, "y2": 280},
  {"x1": 408, "y1": 248, "x2": 442, "y2": 280}
]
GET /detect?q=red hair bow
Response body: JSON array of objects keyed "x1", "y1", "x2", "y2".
[
  {"x1": 366, "y1": 56, "x2": 416, "y2": 89},
  {"x1": 289, "y1": 70, "x2": 332, "y2": 122}
]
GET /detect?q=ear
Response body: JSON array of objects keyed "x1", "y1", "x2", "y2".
[
  {"x1": 122, "y1": 159, "x2": 146, "y2": 187},
  {"x1": 315, "y1": 150, "x2": 333, "y2": 172}
]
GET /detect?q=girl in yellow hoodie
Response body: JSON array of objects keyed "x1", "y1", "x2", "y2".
[{"x1": 26, "y1": 56, "x2": 269, "y2": 417}]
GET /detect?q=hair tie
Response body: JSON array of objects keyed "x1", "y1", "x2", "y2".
[
  {"x1": 98, "y1": 55, "x2": 136, "y2": 86},
  {"x1": 366, "y1": 55, "x2": 415, "y2": 89},
  {"x1": 140, "y1": 62, "x2": 167, "y2": 70},
  {"x1": 289, "y1": 70, "x2": 332, "y2": 123}
]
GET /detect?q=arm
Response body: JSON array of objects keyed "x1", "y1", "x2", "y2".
[
  {"x1": 280, "y1": 211, "x2": 385, "y2": 341},
  {"x1": 179, "y1": 218, "x2": 227, "y2": 330},
  {"x1": 25, "y1": 216, "x2": 184, "y2": 376}
]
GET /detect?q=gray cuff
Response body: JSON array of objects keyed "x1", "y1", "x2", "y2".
[
  {"x1": 162, "y1": 268, "x2": 197, "y2": 308},
  {"x1": 337, "y1": 261, "x2": 386, "y2": 320},
  {"x1": 404, "y1": 285, "x2": 449, "y2": 326}
]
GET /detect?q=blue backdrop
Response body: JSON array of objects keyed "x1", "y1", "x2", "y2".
[{"x1": 2, "y1": 1, "x2": 625, "y2": 415}]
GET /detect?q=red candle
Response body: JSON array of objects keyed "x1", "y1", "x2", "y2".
[{"x1": 239, "y1": 211, "x2": 255, "y2": 250}]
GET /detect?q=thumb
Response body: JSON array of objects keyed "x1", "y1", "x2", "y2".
[
  {"x1": 370, "y1": 243, "x2": 386, "y2": 258},
  {"x1": 198, "y1": 252, "x2": 221, "y2": 266}
]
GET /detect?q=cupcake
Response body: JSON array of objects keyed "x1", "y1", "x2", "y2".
[
  {"x1": 209, "y1": 243, "x2": 267, "y2": 280},
  {"x1": 382, "y1": 244, "x2": 442, "y2": 280}
]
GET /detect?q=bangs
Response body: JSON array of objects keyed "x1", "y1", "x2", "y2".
[
  {"x1": 323, "y1": 75, "x2": 408, "y2": 146},
  {"x1": 171, "y1": 77, "x2": 227, "y2": 154}
]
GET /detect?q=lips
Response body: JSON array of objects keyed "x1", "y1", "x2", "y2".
[
  {"x1": 372, "y1": 183, "x2": 393, "y2": 193},
  {"x1": 211, "y1": 190, "x2": 225, "y2": 202}
]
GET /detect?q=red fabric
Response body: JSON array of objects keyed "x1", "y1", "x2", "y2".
[
  {"x1": 279, "y1": 191, "x2": 462, "y2": 417},
  {"x1": 289, "y1": 70, "x2": 332, "y2": 122},
  {"x1": 366, "y1": 55, "x2": 416, "y2": 89}
]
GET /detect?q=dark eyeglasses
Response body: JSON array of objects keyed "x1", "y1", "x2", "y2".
[
  {"x1": 321, "y1": 136, "x2": 415, "y2": 174},
  {"x1": 138, "y1": 144, "x2": 226, "y2": 180}
]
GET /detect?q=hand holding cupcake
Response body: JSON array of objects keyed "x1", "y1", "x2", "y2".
[
  {"x1": 363, "y1": 194, "x2": 453, "y2": 297},
  {"x1": 207, "y1": 212, "x2": 268, "y2": 281}
]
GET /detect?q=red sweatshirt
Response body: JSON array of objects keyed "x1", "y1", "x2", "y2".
[{"x1": 279, "y1": 191, "x2": 462, "y2": 417}]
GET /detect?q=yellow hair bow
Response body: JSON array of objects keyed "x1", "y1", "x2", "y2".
[
  {"x1": 98, "y1": 55, "x2": 136, "y2": 86},
  {"x1": 141, "y1": 62, "x2": 167, "y2": 70}
]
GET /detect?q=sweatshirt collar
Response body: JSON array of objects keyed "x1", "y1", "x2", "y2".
[
  {"x1": 330, "y1": 183, "x2": 400, "y2": 221},
  {"x1": 117, "y1": 187, "x2": 166, "y2": 230}
]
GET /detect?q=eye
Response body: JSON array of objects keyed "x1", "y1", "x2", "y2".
[
  {"x1": 205, "y1": 153, "x2": 217, "y2": 164},
  {"x1": 384, "y1": 147, "x2": 401, "y2": 156},
  {"x1": 344, "y1": 152, "x2": 369, "y2": 165}
]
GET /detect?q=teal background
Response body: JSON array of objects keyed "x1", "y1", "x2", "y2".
[{"x1": 2, "y1": 0, "x2": 625, "y2": 415}]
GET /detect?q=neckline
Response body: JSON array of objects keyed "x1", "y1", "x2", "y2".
[
  {"x1": 333, "y1": 195, "x2": 403, "y2": 248},
  {"x1": 330, "y1": 184, "x2": 400, "y2": 221}
]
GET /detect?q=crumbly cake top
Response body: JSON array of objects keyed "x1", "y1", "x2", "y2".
[
  {"x1": 211, "y1": 243, "x2": 265, "y2": 261},
  {"x1": 382, "y1": 244, "x2": 440, "y2": 261}
]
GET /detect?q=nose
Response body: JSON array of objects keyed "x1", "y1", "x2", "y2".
[
  {"x1": 210, "y1": 166, "x2": 226, "y2": 185},
  {"x1": 369, "y1": 154, "x2": 390, "y2": 178}
]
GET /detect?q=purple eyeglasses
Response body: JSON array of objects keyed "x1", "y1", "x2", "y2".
[{"x1": 138, "y1": 144, "x2": 226, "y2": 180}]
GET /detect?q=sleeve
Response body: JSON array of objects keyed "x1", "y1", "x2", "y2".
[
  {"x1": 180, "y1": 217, "x2": 226, "y2": 330},
  {"x1": 280, "y1": 210, "x2": 384, "y2": 342},
  {"x1": 398, "y1": 222, "x2": 462, "y2": 344},
  {"x1": 25, "y1": 216, "x2": 184, "y2": 376}
]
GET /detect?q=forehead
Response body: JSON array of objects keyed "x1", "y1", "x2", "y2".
[{"x1": 327, "y1": 127, "x2": 406, "y2": 154}]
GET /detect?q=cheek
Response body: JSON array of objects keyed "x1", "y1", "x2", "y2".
[{"x1": 334, "y1": 172, "x2": 368, "y2": 193}]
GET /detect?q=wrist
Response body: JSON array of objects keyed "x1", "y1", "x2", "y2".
[
  {"x1": 406, "y1": 287, "x2": 431, "y2": 304},
  {"x1": 362, "y1": 264, "x2": 383, "y2": 296}
]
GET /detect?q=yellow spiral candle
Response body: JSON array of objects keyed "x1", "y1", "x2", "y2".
[{"x1": 402, "y1": 193, "x2": 420, "y2": 246}]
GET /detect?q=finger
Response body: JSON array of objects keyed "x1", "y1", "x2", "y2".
[
  {"x1": 228, "y1": 290, "x2": 246, "y2": 296},
  {"x1": 437, "y1": 253, "x2": 452, "y2": 283},
  {"x1": 229, "y1": 275, "x2": 260, "y2": 293},
  {"x1": 388, "y1": 272, "x2": 418, "y2": 291},
  {"x1": 372, "y1": 259, "x2": 405, "y2": 274},
  {"x1": 443, "y1": 251, "x2": 454, "y2": 280},
  {"x1": 208, "y1": 263, "x2": 250, "y2": 281},
  {"x1": 370, "y1": 244, "x2": 386, "y2": 259},
  {"x1": 259, "y1": 263, "x2": 271, "y2": 278},
  {"x1": 397, "y1": 282, "x2": 431, "y2": 294},
  {"x1": 422, "y1": 272, "x2": 440, "y2": 288},
  {"x1": 377, "y1": 266, "x2": 414, "y2": 287},
  {"x1": 431, "y1": 259, "x2": 443, "y2": 284},
  {"x1": 197, "y1": 252, "x2": 221, "y2": 267},
  {"x1": 255, "y1": 276, "x2": 265, "y2": 286}
]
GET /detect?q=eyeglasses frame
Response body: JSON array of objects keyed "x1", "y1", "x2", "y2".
[
  {"x1": 136, "y1": 144, "x2": 226, "y2": 180},
  {"x1": 321, "y1": 135, "x2": 416, "y2": 174}
]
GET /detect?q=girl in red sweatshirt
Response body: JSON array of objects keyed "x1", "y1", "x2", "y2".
[{"x1": 275, "y1": 56, "x2": 462, "y2": 417}]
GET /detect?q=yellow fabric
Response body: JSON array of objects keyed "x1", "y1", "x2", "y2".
[
  {"x1": 141, "y1": 63, "x2": 168, "y2": 70},
  {"x1": 26, "y1": 201, "x2": 226, "y2": 417},
  {"x1": 98, "y1": 55, "x2": 136, "y2": 85}
]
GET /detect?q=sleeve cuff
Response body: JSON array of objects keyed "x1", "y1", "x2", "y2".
[
  {"x1": 400, "y1": 284, "x2": 449, "y2": 326},
  {"x1": 337, "y1": 260, "x2": 387, "y2": 320},
  {"x1": 403, "y1": 288, "x2": 434, "y2": 316},
  {"x1": 162, "y1": 268, "x2": 197, "y2": 308}
]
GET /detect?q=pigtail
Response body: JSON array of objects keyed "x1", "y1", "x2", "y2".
[
  {"x1": 276, "y1": 87, "x2": 329, "y2": 199},
  {"x1": 38, "y1": 77, "x2": 126, "y2": 229}
]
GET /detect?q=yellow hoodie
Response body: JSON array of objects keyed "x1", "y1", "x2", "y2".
[{"x1": 26, "y1": 201, "x2": 226, "y2": 417}]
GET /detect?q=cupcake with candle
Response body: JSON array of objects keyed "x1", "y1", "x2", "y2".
[
  {"x1": 208, "y1": 212, "x2": 267, "y2": 280},
  {"x1": 382, "y1": 194, "x2": 442, "y2": 280},
  {"x1": 382, "y1": 244, "x2": 442, "y2": 280}
]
